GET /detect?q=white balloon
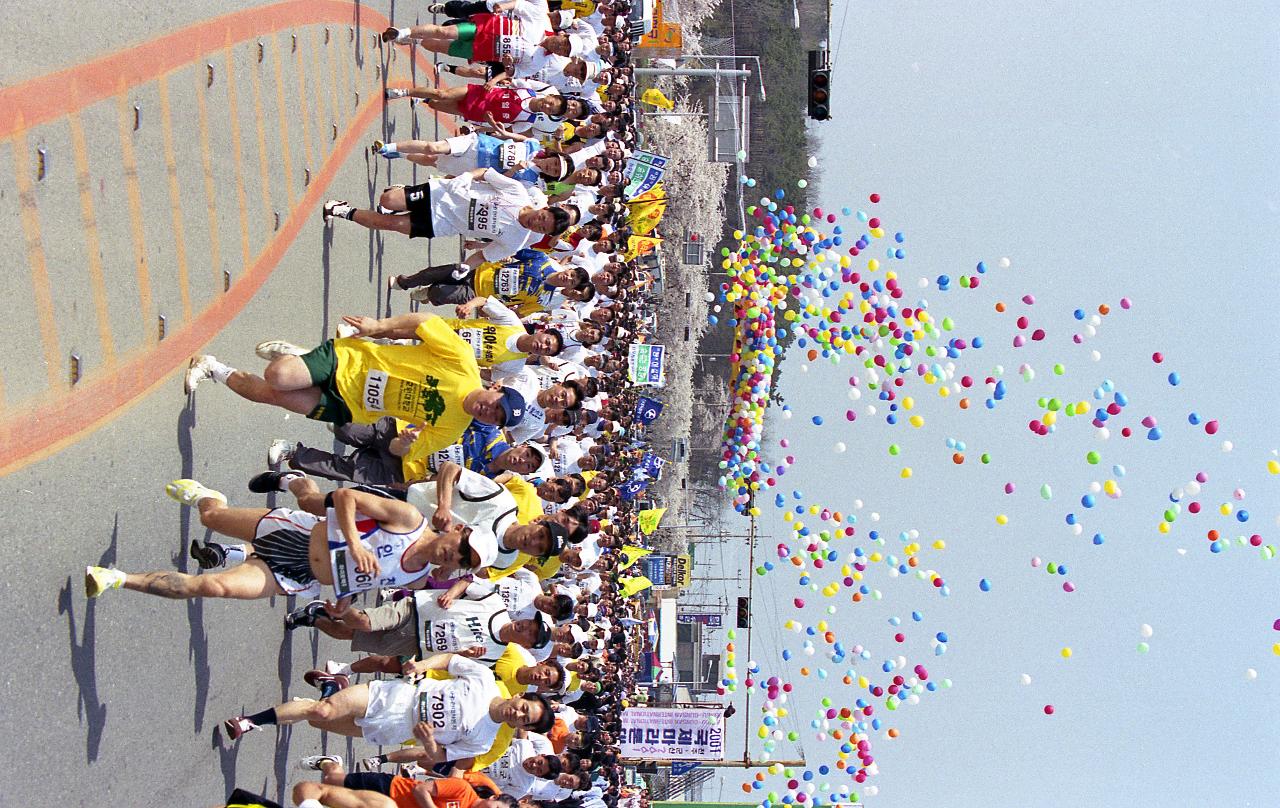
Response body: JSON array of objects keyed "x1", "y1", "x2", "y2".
[
  {"x1": 1140, "y1": 623, "x2": 1153, "y2": 638},
  {"x1": 1019, "y1": 673, "x2": 1032, "y2": 685},
  {"x1": 1246, "y1": 668, "x2": 1258, "y2": 680},
  {"x1": 834, "y1": 442, "x2": 847, "y2": 453}
]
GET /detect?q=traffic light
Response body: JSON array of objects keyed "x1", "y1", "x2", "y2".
[
  {"x1": 807, "y1": 50, "x2": 831, "y2": 121},
  {"x1": 736, "y1": 596, "x2": 750, "y2": 628}
]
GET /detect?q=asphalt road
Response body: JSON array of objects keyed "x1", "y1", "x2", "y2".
[{"x1": 0, "y1": 2, "x2": 462, "y2": 804}]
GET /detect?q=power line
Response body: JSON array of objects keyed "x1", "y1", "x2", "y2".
[{"x1": 830, "y1": 0, "x2": 853, "y2": 69}]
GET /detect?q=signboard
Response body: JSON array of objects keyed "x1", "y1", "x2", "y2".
[
  {"x1": 621, "y1": 707, "x2": 725, "y2": 760},
  {"x1": 636, "y1": 0, "x2": 683, "y2": 57},
  {"x1": 676, "y1": 612, "x2": 723, "y2": 628},
  {"x1": 643, "y1": 555, "x2": 670, "y2": 585},
  {"x1": 670, "y1": 761, "x2": 700, "y2": 776},
  {"x1": 628, "y1": 343, "x2": 667, "y2": 386},
  {"x1": 623, "y1": 151, "x2": 669, "y2": 199},
  {"x1": 673, "y1": 554, "x2": 693, "y2": 588}
]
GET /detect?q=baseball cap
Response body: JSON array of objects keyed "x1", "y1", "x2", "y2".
[
  {"x1": 532, "y1": 613, "x2": 552, "y2": 648},
  {"x1": 498, "y1": 386, "x2": 527, "y2": 427},
  {"x1": 541, "y1": 519, "x2": 569, "y2": 559},
  {"x1": 523, "y1": 442, "x2": 554, "y2": 481}
]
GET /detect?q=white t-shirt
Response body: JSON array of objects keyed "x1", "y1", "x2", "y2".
[
  {"x1": 406, "y1": 466, "x2": 519, "y2": 567},
  {"x1": 414, "y1": 590, "x2": 509, "y2": 656},
  {"x1": 430, "y1": 169, "x2": 548, "y2": 263},
  {"x1": 552, "y1": 436, "x2": 594, "y2": 477},
  {"x1": 360, "y1": 655, "x2": 501, "y2": 753},
  {"x1": 485, "y1": 734, "x2": 570, "y2": 798},
  {"x1": 473, "y1": 567, "x2": 542, "y2": 619}
]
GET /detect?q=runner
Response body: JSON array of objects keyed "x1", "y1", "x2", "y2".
[
  {"x1": 292, "y1": 759, "x2": 513, "y2": 808},
  {"x1": 84, "y1": 477, "x2": 495, "y2": 605}
]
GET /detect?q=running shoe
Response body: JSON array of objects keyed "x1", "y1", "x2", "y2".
[
  {"x1": 371, "y1": 139, "x2": 404, "y2": 159},
  {"x1": 427, "y1": 3, "x2": 445, "y2": 13},
  {"x1": 381, "y1": 26, "x2": 409, "y2": 43},
  {"x1": 223, "y1": 716, "x2": 260, "y2": 741},
  {"x1": 335, "y1": 323, "x2": 360, "y2": 339},
  {"x1": 409, "y1": 287, "x2": 434, "y2": 304},
  {"x1": 303, "y1": 670, "x2": 350, "y2": 694},
  {"x1": 249, "y1": 470, "x2": 304, "y2": 494},
  {"x1": 323, "y1": 199, "x2": 354, "y2": 223},
  {"x1": 300, "y1": 754, "x2": 343, "y2": 771},
  {"x1": 84, "y1": 566, "x2": 125, "y2": 598},
  {"x1": 387, "y1": 274, "x2": 404, "y2": 291},
  {"x1": 400, "y1": 763, "x2": 428, "y2": 778},
  {"x1": 267, "y1": 439, "x2": 295, "y2": 468},
  {"x1": 384, "y1": 87, "x2": 410, "y2": 99},
  {"x1": 254, "y1": 340, "x2": 307, "y2": 361},
  {"x1": 189, "y1": 540, "x2": 227, "y2": 571},
  {"x1": 285, "y1": 600, "x2": 329, "y2": 630},
  {"x1": 358, "y1": 756, "x2": 385, "y2": 771},
  {"x1": 165, "y1": 479, "x2": 228, "y2": 508},
  {"x1": 184, "y1": 355, "x2": 219, "y2": 394}
]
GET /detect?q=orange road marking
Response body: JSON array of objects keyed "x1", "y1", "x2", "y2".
[
  {"x1": 223, "y1": 40, "x2": 252, "y2": 270},
  {"x1": 0, "y1": 4, "x2": 454, "y2": 477},
  {"x1": 308, "y1": 28, "x2": 330, "y2": 163},
  {"x1": 293, "y1": 30, "x2": 315, "y2": 176},
  {"x1": 249, "y1": 44, "x2": 274, "y2": 219},
  {"x1": 270, "y1": 36, "x2": 297, "y2": 208},
  {"x1": 158, "y1": 75, "x2": 194, "y2": 321},
  {"x1": 9, "y1": 118, "x2": 63, "y2": 391},
  {"x1": 115, "y1": 86, "x2": 156, "y2": 343},
  {"x1": 193, "y1": 62, "x2": 224, "y2": 290},
  {"x1": 68, "y1": 108, "x2": 118, "y2": 368}
]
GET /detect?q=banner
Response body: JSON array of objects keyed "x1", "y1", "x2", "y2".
[
  {"x1": 643, "y1": 555, "x2": 669, "y2": 584},
  {"x1": 633, "y1": 396, "x2": 665, "y2": 425},
  {"x1": 638, "y1": 507, "x2": 667, "y2": 535},
  {"x1": 673, "y1": 553, "x2": 693, "y2": 588},
  {"x1": 619, "y1": 575, "x2": 654, "y2": 598},
  {"x1": 628, "y1": 343, "x2": 667, "y2": 386},
  {"x1": 676, "y1": 612, "x2": 723, "y2": 628},
  {"x1": 623, "y1": 151, "x2": 669, "y2": 198},
  {"x1": 618, "y1": 478, "x2": 649, "y2": 501},
  {"x1": 619, "y1": 545, "x2": 652, "y2": 571},
  {"x1": 620, "y1": 707, "x2": 725, "y2": 760},
  {"x1": 637, "y1": 451, "x2": 666, "y2": 479}
]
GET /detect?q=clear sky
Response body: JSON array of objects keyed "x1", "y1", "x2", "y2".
[{"x1": 692, "y1": 1, "x2": 1280, "y2": 805}]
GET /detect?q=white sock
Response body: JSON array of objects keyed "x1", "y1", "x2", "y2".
[
  {"x1": 208, "y1": 358, "x2": 235, "y2": 384},
  {"x1": 222, "y1": 543, "x2": 248, "y2": 564},
  {"x1": 383, "y1": 141, "x2": 397, "y2": 153},
  {"x1": 279, "y1": 471, "x2": 305, "y2": 492},
  {"x1": 326, "y1": 659, "x2": 354, "y2": 676},
  {"x1": 298, "y1": 800, "x2": 325, "y2": 808},
  {"x1": 396, "y1": 27, "x2": 412, "y2": 40}
]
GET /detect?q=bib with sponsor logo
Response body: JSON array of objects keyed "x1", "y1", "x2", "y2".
[
  {"x1": 327, "y1": 508, "x2": 429, "y2": 598},
  {"x1": 427, "y1": 442, "x2": 467, "y2": 473}
]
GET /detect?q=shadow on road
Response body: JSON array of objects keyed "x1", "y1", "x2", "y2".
[
  {"x1": 178, "y1": 400, "x2": 214, "y2": 734},
  {"x1": 273, "y1": 629, "x2": 296, "y2": 803},
  {"x1": 58, "y1": 521, "x2": 117, "y2": 762},
  {"x1": 213, "y1": 727, "x2": 238, "y2": 795}
]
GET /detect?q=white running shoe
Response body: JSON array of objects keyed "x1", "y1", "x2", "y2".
[
  {"x1": 358, "y1": 756, "x2": 385, "y2": 772},
  {"x1": 300, "y1": 754, "x2": 344, "y2": 771},
  {"x1": 381, "y1": 26, "x2": 413, "y2": 44},
  {"x1": 165, "y1": 479, "x2": 228, "y2": 507},
  {"x1": 384, "y1": 87, "x2": 410, "y2": 99},
  {"x1": 335, "y1": 323, "x2": 359, "y2": 339},
  {"x1": 325, "y1": 660, "x2": 352, "y2": 676},
  {"x1": 184, "y1": 355, "x2": 219, "y2": 394},
  {"x1": 323, "y1": 199, "x2": 354, "y2": 223},
  {"x1": 84, "y1": 566, "x2": 126, "y2": 598},
  {"x1": 255, "y1": 340, "x2": 307, "y2": 361},
  {"x1": 267, "y1": 439, "x2": 294, "y2": 468},
  {"x1": 427, "y1": 3, "x2": 445, "y2": 13}
]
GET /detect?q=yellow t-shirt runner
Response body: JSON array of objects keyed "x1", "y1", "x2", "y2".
[
  {"x1": 332, "y1": 317, "x2": 481, "y2": 455},
  {"x1": 444, "y1": 318, "x2": 529, "y2": 369}
]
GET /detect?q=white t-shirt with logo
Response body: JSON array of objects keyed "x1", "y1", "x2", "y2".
[{"x1": 430, "y1": 169, "x2": 548, "y2": 263}]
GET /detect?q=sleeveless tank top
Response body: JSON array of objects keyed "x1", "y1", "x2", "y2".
[{"x1": 327, "y1": 507, "x2": 430, "y2": 598}]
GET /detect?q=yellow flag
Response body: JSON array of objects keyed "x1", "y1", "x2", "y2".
[
  {"x1": 624, "y1": 234, "x2": 663, "y2": 260},
  {"x1": 619, "y1": 545, "x2": 652, "y2": 571},
  {"x1": 625, "y1": 184, "x2": 668, "y2": 235},
  {"x1": 637, "y1": 507, "x2": 667, "y2": 535},
  {"x1": 619, "y1": 575, "x2": 654, "y2": 598},
  {"x1": 641, "y1": 88, "x2": 676, "y2": 110}
]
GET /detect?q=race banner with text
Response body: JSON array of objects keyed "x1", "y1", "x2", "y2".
[
  {"x1": 621, "y1": 707, "x2": 725, "y2": 760},
  {"x1": 628, "y1": 343, "x2": 666, "y2": 386},
  {"x1": 623, "y1": 151, "x2": 669, "y2": 199}
]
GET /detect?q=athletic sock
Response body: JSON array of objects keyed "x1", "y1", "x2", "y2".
[
  {"x1": 207, "y1": 359, "x2": 235, "y2": 384},
  {"x1": 220, "y1": 543, "x2": 248, "y2": 564},
  {"x1": 245, "y1": 707, "x2": 278, "y2": 726},
  {"x1": 326, "y1": 660, "x2": 354, "y2": 676},
  {"x1": 299, "y1": 800, "x2": 325, "y2": 808}
]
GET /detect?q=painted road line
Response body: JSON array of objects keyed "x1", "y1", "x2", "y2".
[
  {"x1": 270, "y1": 35, "x2": 296, "y2": 209},
  {"x1": 68, "y1": 108, "x2": 118, "y2": 368},
  {"x1": 223, "y1": 40, "x2": 252, "y2": 271},
  {"x1": 158, "y1": 74, "x2": 194, "y2": 322},
  {"x1": 9, "y1": 117, "x2": 63, "y2": 391},
  {"x1": 194, "y1": 61, "x2": 224, "y2": 290},
  {"x1": 115, "y1": 85, "x2": 156, "y2": 344}
]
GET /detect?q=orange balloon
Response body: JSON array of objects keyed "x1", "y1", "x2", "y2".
[
  {"x1": 959, "y1": 397, "x2": 970, "y2": 409},
  {"x1": 726, "y1": 643, "x2": 735, "y2": 652},
  {"x1": 800, "y1": 667, "x2": 810, "y2": 676},
  {"x1": 1098, "y1": 303, "x2": 1110, "y2": 315},
  {"x1": 888, "y1": 728, "x2": 900, "y2": 738},
  {"x1": 952, "y1": 453, "x2": 964, "y2": 464},
  {"x1": 995, "y1": 302, "x2": 1006, "y2": 312},
  {"x1": 742, "y1": 785, "x2": 753, "y2": 794}
]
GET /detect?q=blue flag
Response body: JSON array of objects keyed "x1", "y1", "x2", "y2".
[
  {"x1": 633, "y1": 396, "x2": 665, "y2": 425},
  {"x1": 618, "y1": 479, "x2": 650, "y2": 501},
  {"x1": 638, "y1": 452, "x2": 665, "y2": 479}
]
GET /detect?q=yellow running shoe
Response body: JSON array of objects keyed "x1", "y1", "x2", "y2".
[
  {"x1": 164, "y1": 479, "x2": 227, "y2": 507},
  {"x1": 84, "y1": 566, "x2": 125, "y2": 598}
]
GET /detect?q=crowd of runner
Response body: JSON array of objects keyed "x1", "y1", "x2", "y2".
[{"x1": 83, "y1": 4, "x2": 669, "y2": 806}]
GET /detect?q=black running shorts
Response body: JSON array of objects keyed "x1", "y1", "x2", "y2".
[{"x1": 404, "y1": 182, "x2": 436, "y2": 239}]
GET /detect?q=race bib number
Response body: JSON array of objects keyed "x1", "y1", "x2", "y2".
[
  {"x1": 458, "y1": 327, "x2": 485, "y2": 359},
  {"x1": 494, "y1": 266, "x2": 523, "y2": 296},
  {"x1": 363, "y1": 369, "x2": 389, "y2": 412},
  {"x1": 467, "y1": 199, "x2": 501, "y2": 236},
  {"x1": 497, "y1": 142, "x2": 523, "y2": 170},
  {"x1": 428, "y1": 443, "x2": 467, "y2": 472}
]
